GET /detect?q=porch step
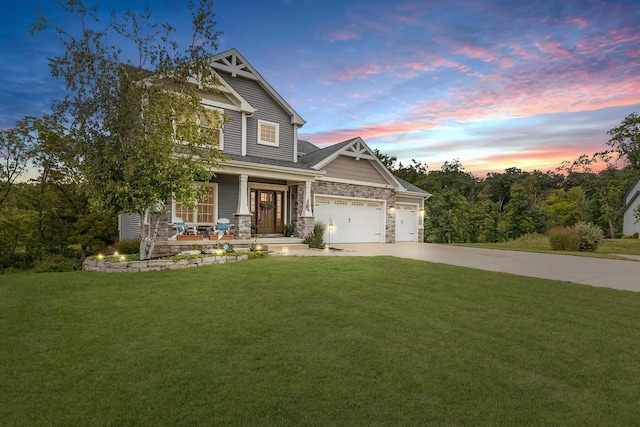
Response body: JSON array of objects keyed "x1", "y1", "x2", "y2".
[{"x1": 263, "y1": 243, "x2": 309, "y2": 253}]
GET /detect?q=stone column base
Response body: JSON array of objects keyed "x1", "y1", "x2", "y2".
[
  {"x1": 234, "y1": 214, "x2": 252, "y2": 240},
  {"x1": 297, "y1": 216, "x2": 314, "y2": 238}
]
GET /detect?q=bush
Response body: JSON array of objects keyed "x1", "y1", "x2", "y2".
[
  {"x1": 33, "y1": 254, "x2": 82, "y2": 272},
  {"x1": 303, "y1": 223, "x2": 326, "y2": 249},
  {"x1": 573, "y1": 221, "x2": 604, "y2": 252},
  {"x1": 615, "y1": 232, "x2": 625, "y2": 239},
  {"x1": 549, "y1": 227, "x2": 581, "y2": 251},
  {"x1": 113, "y1": 239, "x2": 140, "y2": 255},
  {"x1": 247, "y1": 250, "x2": 269, "y2": 259},
  {"x1": 282, "y1": 223, "x2": 294, "y2": 237}
]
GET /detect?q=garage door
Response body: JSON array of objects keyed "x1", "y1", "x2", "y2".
[
  {"x1": 395, "y1": 204, "x2": 418, "y2": 242},
  {"x1": 314, "y1": 196, "x2": 385, "y2": 243}
]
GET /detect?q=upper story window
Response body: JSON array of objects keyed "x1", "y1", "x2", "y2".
[
  {"x1": 174, "y1": 107, "x2": 224, "y2": 150},
  {"x1": 257, "y1": 120, "x2": 279, "y2": 147}
]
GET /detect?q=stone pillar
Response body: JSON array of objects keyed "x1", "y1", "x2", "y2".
[
  {"x1": 386, "y1": 196, "x2": 397, "y2": 244},
  {"x1": 235, "y1": 214, "x2": 252, "y2": 239},
  {"x1": 234, "y1": 174, "x2": 252, "y2": 239},
  {"x1": 297, "y1": 217, "x2": 314, "y2": 238},
  {"x1": 296, "y1": 181, "x2": 315, "y2": 237},
  {"x1": 302, "y1": 181, "x2": 313, "y2": 217}
]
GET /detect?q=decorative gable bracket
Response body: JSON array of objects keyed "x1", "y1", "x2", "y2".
[
  {"x1": 211, "y1": 53, "x2": 257, "y2": 81},
  {"x1": 342, "y1": 139, "x2": 376, "y2": 161}
]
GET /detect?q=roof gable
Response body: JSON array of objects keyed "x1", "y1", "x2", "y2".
[
  {"x1": 209, "y1": 49, "x2": 305, "y2": 126},
  {"x1": 301, "y1": 137, "x2": 403, "y2": 188},
  {"x1": 625, "y1": 175, "x2": 640, "y2": 201}
]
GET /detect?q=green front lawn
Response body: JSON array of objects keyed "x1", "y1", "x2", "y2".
[
  {"x1": 462, "y1": 235, "x2": 640, "y2": 258},
  {"x1": 2, "y1": 257, "x2": 640, "y2": 425}
]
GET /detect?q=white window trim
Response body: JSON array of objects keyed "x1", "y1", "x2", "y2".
[
  {"x1": 171, "y1": 183, "x2": 219, "y2": 226},
  {"x1": 201, "y1": 106, "x2": 224, "y2": 151},
  {"x1": 172, "y1": 106, "x2": 224, "y2": 150},
  {"x1": 257, "y1": 119, "x2": 279, "y2": 147}
]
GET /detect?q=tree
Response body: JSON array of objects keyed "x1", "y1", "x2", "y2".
[
  {"x1": 31, "y1": 0, "x2": 227, "y2": 259},
  {"x1": 501, "y1": 183, "x2": 546, "y2": 239},
  {"x1": 560, "y1": 154, "x2": 636, "y2": 238},
  {"x1": 0, "y1": 118, "x2": 36, "y2": 207},
  {"x1": 545, "y1": 187, "x2": 588, "y2": 227},
  {"x1": 607, "y1": 112, "x2": 640, "y2": 170},
  {"x1": 373, "y1": 149, "x2": 397, "y2": 169}
]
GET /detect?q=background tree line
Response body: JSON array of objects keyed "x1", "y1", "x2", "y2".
[{"x1": 379, "y1": 112, "x2": 640, "y2": 244}]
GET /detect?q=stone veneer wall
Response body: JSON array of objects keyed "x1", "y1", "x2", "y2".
[
  {"x1": 84, "y1": 254, "x2": 253, "y2": 273},
  {"x1": 149, "y1": 213, "x2": 174, "y2": 239},
  {"x1": 293, "y1": 183, "x2": 314, "y2": 237},
  {"x1": 234, "y1": 214, "x2": 252, "y2": 239},
  {"x1": 312, "y1": 181, "x2": 396, "y2": 243}
]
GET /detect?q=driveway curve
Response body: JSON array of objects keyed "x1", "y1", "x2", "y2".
[{"x1": 287, "y1": 243, "x2": 640, "y2": 292}]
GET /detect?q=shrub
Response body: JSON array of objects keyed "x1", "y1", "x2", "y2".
[
  {"x1": 113, "y1": 239, "x2": 140, "y2": 255},
  {"x1": 304, "y1": 223, "x2": 326, "y2": 249},
  {"x1": 548, "y1": 227, "x2": 581, "y2": 251},
  {"x1": 247, "y1": 250, "x2": 269, "y2": 259},
  {"x1": 573, "y1": 221, "x2": 604, "y2": 252},
  {"x1": 33, "y1": 254, "x2": 82, "y2": 272},
  {"x1": 615, "y1": 232, "x2": 625, "y2": 239},
  {"x1": 282, "y1": 223, "x2": 294, "y2": 237}
]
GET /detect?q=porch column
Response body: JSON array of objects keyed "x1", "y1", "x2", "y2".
[
  {"x1": 297, "y1": 181, "x2": 315, "y2": 237},
  {"x1": 302, "y1": 181, "x2": 313, "y2": 217},
  {"x1": 237, "y1": 174, "x2": 250, "y2": 215},
  {"x1": 234, "y1": 174, "x2": 251, "y2": 239}
]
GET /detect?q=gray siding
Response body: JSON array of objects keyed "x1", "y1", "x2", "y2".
[
  {"x1": 199, "y1": 90, "x2": 233, "y2": 105},
  {"x1": 323, "y1": 156, "x2": 389, "y2": 185},
  {"x1": 396, "y1": 196, "x2": 421, "y2": 204},
  {"x1": 219, "y1": 71, "x2": 294, "y2": 162},
  {"x1": 221, "y1": 109, "x2": 242, "y2": 155},
  {"x1": 214, "y1": 174, "x2": 239, "y2": 220},
  {"x1": 119, "y1": 214, "x2": 141, "y2": 241}
]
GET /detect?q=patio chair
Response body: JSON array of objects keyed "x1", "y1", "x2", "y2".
[
  {"x1": 215, "y1": 218, "x2": 230, "y2": 235},
  {"x1": 172, "y1": 217, "x2": 187, "y2": 239}
]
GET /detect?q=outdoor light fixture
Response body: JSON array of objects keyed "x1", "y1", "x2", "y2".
[
  {"x1": 283, "y1": 247, "x2": 288, "y2": 256},
  {"x1": 328, "y1": 218, "x2": 334, "y2": 249},
  {"x1": 256, "y1": 244, "x2": 263, "y2": 251},
  {"x1": 389, "y1": 205, "x2": 395, "y2": 212}
]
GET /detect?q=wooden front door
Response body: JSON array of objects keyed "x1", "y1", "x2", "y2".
[{"x1": 252, "y1": 190, "x2": 284, "y2": 234}]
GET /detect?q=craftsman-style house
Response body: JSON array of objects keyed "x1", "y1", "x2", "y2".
[{"x1": 119, "y1": 49, "x2": 431, "y2": 244}]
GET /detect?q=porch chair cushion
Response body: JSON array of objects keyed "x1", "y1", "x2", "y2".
[{"x1": 216, "y1": 218, "x2": 230, "y2": 234}]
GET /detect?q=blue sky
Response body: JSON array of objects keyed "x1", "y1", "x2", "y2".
[{"x1": 2, "y1": 0, "x2": 639, "y2": 174}]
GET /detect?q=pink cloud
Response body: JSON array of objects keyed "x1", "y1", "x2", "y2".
[
  {"x1": 338, "y1": 63, "x2": 392, "y2": 81},
  {"x1": 454, "y1": 46, "x2": 496, "y2": 63},
  {"x1": 326, "y1": 30, "x2": 361, "y2": 42},
  {"x1": 565, "y1": 17, "x2": 589, "y2": 29},
  {"x1": 468, "y1": 145, "x2": 609, "y2": 176},
  {"x1": 300, "y1": 120, "x2": 439, "y2": 146},
  {"x1": 533, "y1": 39, "x2": 575, "y2": 61}
]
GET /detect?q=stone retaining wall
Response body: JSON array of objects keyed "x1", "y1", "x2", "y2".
[{"x1": 83, "y1": 254, "x2": 264, "y2": 273}]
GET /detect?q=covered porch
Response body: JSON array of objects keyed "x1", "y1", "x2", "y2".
[{"x1": 154, "y1": 236, "x2": 308, "y2": 258}]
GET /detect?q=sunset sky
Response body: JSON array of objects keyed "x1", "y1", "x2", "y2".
[{"x1": 2, "y1": 0, "x2": 639, "y2": 175}]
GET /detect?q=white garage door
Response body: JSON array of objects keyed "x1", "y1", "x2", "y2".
[
  {"x1": 396, "y1": 204, "x2": 418, "y2": 242},
  {"x1": 314, "y1": 196, "x2": 385, "y2": 243}
]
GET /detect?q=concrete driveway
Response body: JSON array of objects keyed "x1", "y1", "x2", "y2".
[{"x1": 286, "y1": 243, "x2": 640, "y2": 292}]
